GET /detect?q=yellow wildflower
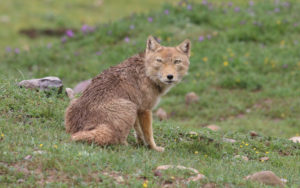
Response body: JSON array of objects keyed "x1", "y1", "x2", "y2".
[
  {"x1": 277, "y1": 20, "x2": 281, "y2": 25},
  {"x1": 143, "y1": 181, "x2": 148, "y2": 188},
  {"x1": 266, "y1": 152, "x2": 269, "y2": 154},
  {"x1": 39, "y1": 144, "x2": 43, "y2": 147},
  {"x1": 171, "y1": 176, "x2": 175, "y2": 180},
  {"x1": 53, "y1": 144, "x2": 58, "y2": 149},
  {"x1": 240, "y1": 145, "x2": 243, "y2": 148},
  {"x1": 1, "y1": 133, "x2": 4, "y2": 137},
  {"x1": 245, "y1": 143, "x2": 249, "y2": 146},
  {"x1": 223, "y1": 61, "x2": 229, "y2": 66},
  {"x1": 203, "y1": 57, "x2": 208, "y2": 62},
  {"x1": 195, "y1": 151, "x2": 198, "y2": 154},
  {"x1": 244, "y1": 52, "x2": 250, "y2": 57}
]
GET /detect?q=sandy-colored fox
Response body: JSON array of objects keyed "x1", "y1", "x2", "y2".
[{"x1": 65, "y1": 36, "x2": 191, "y2": 151}]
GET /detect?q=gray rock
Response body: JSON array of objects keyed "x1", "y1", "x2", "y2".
[
  {"x1": 18, "y1": 76, "x2": 63, "y2": 93},
  {"x1": 73, "y1": 79, "x2": 91, "y2": 94},
  {"x1": 245, "y1": 171, "x2": 285, "y2": 187}
]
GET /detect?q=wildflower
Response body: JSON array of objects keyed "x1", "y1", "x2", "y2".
[
  {"x1": 244, "y1": 52, "x2": 249, "y2": 57},
  {"x1": 15, "y1": 48, "x2": 20, "y2": 54},
  {"x1": 280, "y1": 40, "x2": 285, "y2": 47},
  {"x1": 240, "y1": 145, "x2": 243, "y2": 148},
  {"x1": 198, "y1": 36, "x2": 204, "y2": 42},
  {"x1": 187, "y1": 4, "x2": 192, "y2": 10},
  {"x1": 195, "y1": 151, "x2": 199, "y2": 154},
  {"x1": 281, "y1": 113, "x2": 285, "y2": 118},
  {"x1": 61, "y1": 36, "x2": 67, "y2": 43},
  {"x1": 148, "y1": 17, "x2": 153, "y2": 22},
  {"x1": 143, "y1": 181, "x2": 148, "y2": 188},
  {"x1": 266, "y1": 151, "x2": 269, "y2": 154},
  {"x1": 203, "y1": 57, "x2": 208, "y2": 62},
  {"x1": 274, "y1": 8, "x2": 280, "y2": 13},
  {"x1": 256, "y1": 151, "x2": 259, "y2": 154},
  {"x1": 234, "y1": 7, "x2": 240, "y2": 12},
  {"x1": 5, "y1": 47, "x2": 11, "y2": 53},
  {"x1": 39, "y1": 144, "x2": 43, "y2": 147},
  {"x1": 1, "y1": 133, "x2": 4, "y2": 137},
  {"x1": 96, "y1": 51, "x2": 102, "y2": 56},
  {"x1": 171, "y1": 176, "x2": 175, "y2": 180},
  {"x1": 261, "y1": 159, "x2": 264, "y2": 162},
  {"x1": 130, "y1": 24, "x2": 135, "y2": 30},
  {"x1": 66, "y1": 30, "x2": 74, "y2": 38},
  {"x1": 164, "y1": 9, "x2": 169, "y2": 15},
  {"x1": 245, "y1": 143, "x2": 249, "y2": 146},
  {"x1": 228, "y1": 2, "x2": 233, "y2": 7},
  {"x1": 264, "y1": 58, "x2": 269, "y2": 64},
  {"x1": 223, "y1": 61, "x2": 229, "y2": 66},
  {"x1": 206, "y1": 35, "x2": 212, "y2": 39},
  {"x1": 204, "y1": 154, "x2": 208, "y2": 158},
  {"x1": 81, "y1": 25, "x2": 94, "y2": 34},
  {"x1": 230, "y1": 52, "x2": 235, "y2": 57},
  {"x1": 276, "y1": 20, "x2": 281, "y2": 25},
  {"x1": 249, "y1": 1, "x2": 254, "y2": 6},
  {"x1": 53, "y1": 144, "x2": 58, "y2": 149},
  {"x1": 47, "y1": 43, "x2": 52, "y2": 49},
  {"x1": 124, "y1": 37, "x2": 130, "y2": 43},
  {"x1": 253, "y1": 148, "x2": 256, "y2": 150},
  {"x1": 202, "y1": 0, "x2": 208, "y2": 5}
]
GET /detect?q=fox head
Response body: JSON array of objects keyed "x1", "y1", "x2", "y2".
[{"x1": 144, "y1": 36, "x2": 191, "y2": 87}]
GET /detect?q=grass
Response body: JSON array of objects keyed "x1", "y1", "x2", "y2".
[{"x1": 1, "y1": 0, "x2": 300, "y2": 187}]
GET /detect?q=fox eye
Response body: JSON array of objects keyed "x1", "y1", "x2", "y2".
[
  {"x1": 174, "y1": 59, "x2": 182, "y2": 64},
  {"x1": 156, "y1": 58, "x2": 163, "y2": 63}
]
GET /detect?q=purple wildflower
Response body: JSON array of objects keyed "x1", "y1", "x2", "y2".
[
  {"x1": 124, "y1": 37, "x2": 130, "y2": 43},
  {"x1": 282, "y1": 2, "x2": 290, "y2": 7},
  {"x1": 198, "y1": 36, "x2": 204, "y2": 42},
  {"x1": 164, "y1": 9, "x2": 169, "y2": 15},
  {"x1": 5, "y1": 47, "x2": 11, "y2": 53},
  {"x1": 234, "y1": 7, "x2": 240, "y2": 12},
  {"x1": 148, "y1": 17, "x2": 153, "y2": 22},
  {"x1": 47, "y1": 43, "x2": 52, "y2": 49},
  {"x1": 187, "y1": 4, "x2": 192, "y2": 10},
  {"x1": 240, "y1": 20, "x2": 247, "y2": 25},
  {"x1": 274, "y1": 7, "x2": 280, "y2": 12},
  {"x1": 130, "y1": 24, "x2": 135, "y2": 30},
  {"x1": 61, "y1": 36, "x2": 67, "y2": 43},
  {"x1": 15, "y1": 48, "x2": 20, "y2": 54},
  {"x1": 206, "y1": 35, "x2": 212, "y2": 39},
  {"x1": 202, "y1": 0, "x2": 208, "y2": 5},
  {"x1": 66, "y1": 30, "x2": 74, "y2": 37},
  {"x1": 74, "y1": 51, "x2": 79, "y2": 56},
  {"x1": 294, "y1": 23, "x2": 299, "y2": 27},
  {"x1": 249, "y1": 1, "x2": 254, "y2": 6},
  {"x1": 228, "y1": 2, "x2": 233, "y2": 7},
  {"x1": 96, "y1": 51, "x2": 102, "y2": 56},
  {"x1": 81, "y1": 25, "x2": 94, "y2": 34}
]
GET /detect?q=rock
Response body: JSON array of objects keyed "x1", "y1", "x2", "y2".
[
  {"x1": 33, "y1": 150, "x2": 46, "y2": 155},
  {"x1": 154, "y1": 170, "x2": 162, "y2": 177},
  {"x1": 155, "y1": 165, "x2": 205, "y2": 183},
  {"x1": 260, "y1": 157, "x2": 269, "y2": 161},
  {"x1": 250, "y1": 131, "x2": 258, "y2": 137},
  {"x1": 206, "y1": 125, "x2": 221, "y2": 131},
  {"x1": 18, "y1": 76, "x2": 63, "y2": 93},
  {"x1": 65, "y1": 88, "x2": 75, "y2": 99},
  {"x1": 189, "y1": 131, "x2": 198, "y2": 136},
  {"x1": 289, "y1": 136, "x2": 300, "y2": 143},
  {"x1": 202, "y1": 183, "x2": 216, "y2": 188},
  {"x1": 245, "y1": 171, "x2": 285, "y2": 187},
  {"x1": 223, "y1": 138, "x2": 236, "y2": 143},
  {"x1": 73, "y1": 79, "x2": 91, "y2": 94},
  {"x1": 17, "y1": 179, "x2": 25, "y2": 183},
  {"x1": 156, "y1": 108, "x2": 168, "y2": 121},
  {"x1": 24, "y1": 155, "x2": 32, "y2": 160},
  {"x1": 185, "y1": 92, "x2": 199, "y2": 105},
  {"x1": 234, "y1": 155, "x2": 248, "y2": 161}
]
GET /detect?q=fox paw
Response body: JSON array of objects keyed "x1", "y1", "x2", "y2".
[{"x1": 153, "y1": 146, "x2": 165, "y2": 152}]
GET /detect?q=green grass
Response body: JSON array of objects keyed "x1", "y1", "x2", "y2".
[{"x1": 1, "y1": 0, "x2": 300, "y2": 187}]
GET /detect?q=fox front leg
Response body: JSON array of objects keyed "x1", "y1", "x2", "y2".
[{"x1": 138, "y1": 110, "x2": 164, "y2": 152}]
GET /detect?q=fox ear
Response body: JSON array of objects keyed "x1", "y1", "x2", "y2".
[
  {"x1": 146, "y1": 36, "x2": 161, "y2": 53},
  {"x1": 177, "y1": 39, "x2": 191, "y2": 57}
]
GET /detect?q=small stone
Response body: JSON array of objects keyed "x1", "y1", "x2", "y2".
[
  {"x1": 18, "y1": 76, "x2": 63, "y2": 93},
  {"x1": 250, "y1": 131, "x2": 258, "y2": 137},
  {"x1": 154, "y1": 170, "x2": 162, "y2": 177},
  {"x1": 245, "y1": 171, "x2": 285, "y2": 187},
  {"x1": 33, "y1": 150, "x2": 46, "y2": 155},
  {"x1": 73, "y1": 79, "x2": 91, "y2": 94},
  {"x1": 189, "y1": 131, "x2": 198, "y2": 136},
  {"x1": 185, "y1": 92, "x2": 199, "y2": 105},
  {"x1": 66, "y1": 88, "x2": 75, "y2": 99},
  {"x1": 24, "y1": 155, "x2": 32, "y2": 160},
  {"x1": 234, "y1": 155, "x2": 248, "y2": 161},
  {"x1": 289, "y1": 136, "x2": 300, "y2": 143},
  {"x1": 223, "y1": 138, "x2": 236, "y2": 143},
  {"x1": 260, "y1": 157, "x2": 269, "y2": 161},
  {"x1": 156, "y1": 108, "x2": 168, "y2": 121},
  {"x1": 202, "y1": 183, "x2": 216, "y2": 188},
  {"x1": 17, "y1": 179, "x2": 25, "y2": 183},
  {"x1": 206, "y1": 125, "x2": 221, "y2": 131},
  {"x1": 115, "y1": 176, "x2": 124, "y2": 183}
]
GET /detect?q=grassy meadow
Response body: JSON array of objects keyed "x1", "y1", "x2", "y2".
[{"x1": 0, "y1": 0, "x2": 300, "y2": 187}]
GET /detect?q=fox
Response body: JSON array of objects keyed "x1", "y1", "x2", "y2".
[{"x1": 65, "y1": 36, "x2": 191, "y2": 152}]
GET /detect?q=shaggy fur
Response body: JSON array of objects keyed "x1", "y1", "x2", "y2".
[{"x1": 65, "y1": 36, "x2": 191, "y2": 151}]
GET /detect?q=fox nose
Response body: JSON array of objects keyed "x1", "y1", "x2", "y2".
[{"x1": 167, "y1": 74, "x2": 174, "y2": 80}]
